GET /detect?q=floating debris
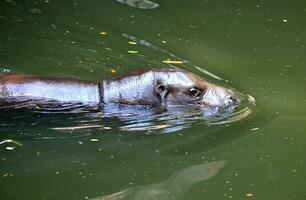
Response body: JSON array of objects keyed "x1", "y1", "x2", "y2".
[
  {"x1": 246, "y1": 193, "x2": 254, "y2": 197},
  {"x1": 250, "y1": 127, "x2": 259, "y2": 131},
  {"x1": 5, "y1": 146, "x2": 16, "y2": 151},
  {"x1": 162, "y1": 60, "x2": 184, "y2": 64},
  {"x1": 128, "y1": 41, "x2": 137, "y2": 45},
  {"x1": 2, "y1": 173, "x2": 9, "y2": 178},
  {"x1": 1, "y1": 68, "x2": 11, "y2": 72},
  {"x1": 99, "y1": 32, "x2": 108, "y2": 36},
  {"x1": 111, "y1": 68, "x2": 117, "y2": 73},
  {"x1": 127, "y1": 50, "x2": 138, "y2": 54},
  {"x1": 90, "y1": 139, "x2": 100, "y2": 142}
]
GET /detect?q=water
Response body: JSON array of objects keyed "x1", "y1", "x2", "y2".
[{"x1": 1, "y1": 0, "x2": 306, "y2": 199}]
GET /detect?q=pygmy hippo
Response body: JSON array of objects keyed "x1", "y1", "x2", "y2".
[{"x1": 0, "y1": 68, "x2": 238, "y2": 108}]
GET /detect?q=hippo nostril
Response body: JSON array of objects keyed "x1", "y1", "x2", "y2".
[{"x1": 229, "y1": 96, "x2": 238, "y2": 104}]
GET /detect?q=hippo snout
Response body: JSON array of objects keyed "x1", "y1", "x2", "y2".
[
  {"x1": 223, "y1": 94, "x2": 240, "y2": 108},
  {"x1": 229, "y1": 95, "x2": 240, "y2": 105},
  {"x1": 202, "y1": 86, "x2": 239, "y2": 108}
]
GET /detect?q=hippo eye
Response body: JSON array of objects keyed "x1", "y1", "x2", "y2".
[{"x1": 188, "y1": 87, "x2": 203, "y2": 98}]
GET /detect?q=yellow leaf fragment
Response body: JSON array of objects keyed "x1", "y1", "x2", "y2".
[
  {"x1": 111, "y1": 68, "x2": 117, "y2": 73},
  {"x1": 128, "y1": 41, "x2": 137, "y2": 45},
  {"x1": 246, "y1": 193, "x2": 254, "y2": 197},
  {"x1": 162, "y1": 60, "x2": 184, "y2": 64},
  {"x1": 99, "y1": 32, "x2": 108, "y2": 36},
  {"x1": 128, "y1": 50, "x2": 138, "y2": 54}
]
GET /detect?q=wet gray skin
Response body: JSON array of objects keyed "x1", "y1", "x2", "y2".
[
  {"x1": 103, "y1": 68, "x2": 238, "y2": 109},
  {"x1": 0, "y1": 68, "x2": 238, "y2": 109}
]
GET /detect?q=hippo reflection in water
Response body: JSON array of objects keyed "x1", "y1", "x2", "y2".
[
  {"x1": 90, "y1": 161, "x2": 226, "y2": 200},
  {"x1": 0, "y1": 68, "x2": 238, "y2": 111}
]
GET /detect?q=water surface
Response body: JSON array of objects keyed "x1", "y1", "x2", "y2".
[{"x1": 1, "y1": 0, "x2": 306, "y2": 200}]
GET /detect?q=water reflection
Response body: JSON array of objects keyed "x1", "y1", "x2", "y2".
[
  {"x1": 90, "y1": 161, "x2": 226, "y2": 200},
  {"x1": 0, "y1": 91, "x2": 254, "y2": 139},
  {"x1": 116, "y1": 0, "x2": 159, "y2": 10},
  {"x1": 0, "y1": 0, "x2": 41, "y2": 23}
]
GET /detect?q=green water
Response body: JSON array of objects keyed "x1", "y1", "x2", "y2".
[{"x1": 1, "y1": 0, "x2": 306, "y2": 199}]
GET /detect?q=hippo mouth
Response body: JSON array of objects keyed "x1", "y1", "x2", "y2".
[{"x1": 199, "y1": 95, "x2": 241, "y2": 110}]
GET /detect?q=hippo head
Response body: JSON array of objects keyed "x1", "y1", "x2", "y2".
[
  {"x1": 154, "y1": 69, "x2": 238, "y2": 108},
  {"x1": 103, "y1": 68, "x2": 238, "y2": 109}
]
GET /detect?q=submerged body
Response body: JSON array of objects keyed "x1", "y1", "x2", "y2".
[
  {"x1": 0, "y1": 74, "x2": 100, "y2": 103},
  {"x1": 0, "y1": 68, "x2": 238, "y2": 109}
]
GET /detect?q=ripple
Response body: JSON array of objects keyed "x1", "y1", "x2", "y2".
[
  {"x1": 0, "y1": 90, "x2": 255, "y2": 138},
  {"x1": 0, "y1": 30, "x2": 255, "y2": 138},
  {"x1": 116, "y1": 0, "x2": 159, "y2": 10},
  {"x1": 0, "y1": 0, "x2": 42, "y2": 23},
  {"x1": 89, "y1": 160, "x2": 226, "y2": 200},
  {"x1": 5, "y1": 0, "x2": 42, "y2": 14}
]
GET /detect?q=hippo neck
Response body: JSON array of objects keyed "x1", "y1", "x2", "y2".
[
  {"x1": 102, "y1": 71, "x2": 159, "y2": 105},
  {"x1": 0, "y1": 74, "x2": 102, "y2": 104}
]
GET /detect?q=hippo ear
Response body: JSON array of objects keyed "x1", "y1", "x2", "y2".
[{"x1": 156, "y1": 84, "x2": 169, "y2": 101}]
